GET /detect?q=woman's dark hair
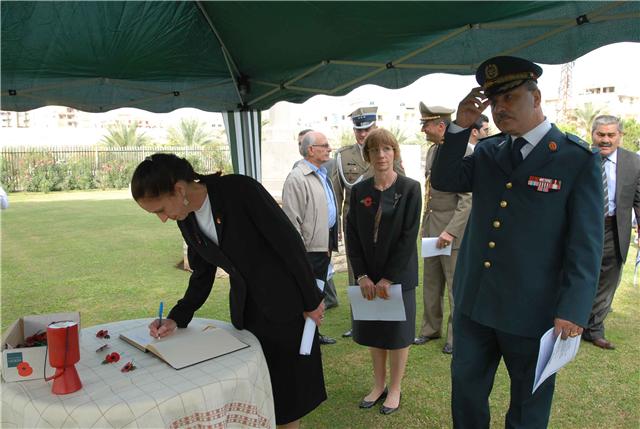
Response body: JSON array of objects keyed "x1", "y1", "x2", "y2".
[{"x1": 130, "y1": 153, "x2": 200, "y2": 200}]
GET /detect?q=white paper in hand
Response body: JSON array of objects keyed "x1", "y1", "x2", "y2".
[
  {"x1": 532, "y1": 328, "x2": 581, "y2": 393},
  {"x1": 422, "y1": 237, "x2": 452, "y2": 257},
  {"x1": 299, "y1": 279, "x2": 325, "y2": 355},
  {"x1": 347, "y1": 284, "x2": 406, "y2": 321}
]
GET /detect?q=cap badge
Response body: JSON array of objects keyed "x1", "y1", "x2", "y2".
[{"x1": 485, "y1": 63, "x2": 499, "y2": 80}]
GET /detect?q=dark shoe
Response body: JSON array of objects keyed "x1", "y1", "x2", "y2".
[
  {"x1": 342, "y1": 329, "x2": 353, "y2": 338},
  {"x1": 442, "y1": 343, "x2": 453, "y2": 354},
  {"x1": 359, "y1": 388, "x2": 387, "y2": 409},
  {"x1": 380, "y1": 393, "x2": 401, "y2": 415},
  {"x1": 413, "y1": 335, "x2": 435, "y2": 345},
  {"x1": 592, "y1": 338, "x2": 615, "y2": 350},
  {"x1": 318, "y1": 334, "x2": 336, "y2": 345}
]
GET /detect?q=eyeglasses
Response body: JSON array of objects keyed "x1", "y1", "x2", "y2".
[{"x1": 311, "y1": 144, "x2": 330, "y2": 148}]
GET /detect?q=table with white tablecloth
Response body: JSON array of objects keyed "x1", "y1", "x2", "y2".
[{"x1": 1, "y1": 318, "x2": 275, "y2": 428}]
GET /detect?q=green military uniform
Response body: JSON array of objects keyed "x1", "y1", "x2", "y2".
[{"x1": 431, "y1": 56, "x2": 604, "y2": 428}]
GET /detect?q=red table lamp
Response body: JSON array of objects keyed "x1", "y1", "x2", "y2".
[{"x1": 46, "y1": 321, "x2": 82, "y2": 395}]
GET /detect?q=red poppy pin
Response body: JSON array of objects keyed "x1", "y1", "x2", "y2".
[
  {"x1": 102, "y1": 352, "x2": 121, "y2": 364},
  {"x1": 96, "y1": 329, "x2": 110, "y2": 339},
  {"x1": 548, "y1": 141, "x2": 557, "y2": 152},
  {"x1": 21, "y1": 331, "x2": 47, "y2": 347},
  {"x1": 360, "y1": 196, "x2": 373, "y2": 207},
  {"x1": 121, "y1": 361, "x2": 137, "y2": 373},
  {"x1": 17, "y1": 361, "x2": 33, "y2": 377}
]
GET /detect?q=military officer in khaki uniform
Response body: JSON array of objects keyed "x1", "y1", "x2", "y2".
[
  {"x1": 413, "y1": 103, "x2": 472, "y2": 354},
  {"x1": 332, "y1": 106, "x2": 404, "y2": 337}
]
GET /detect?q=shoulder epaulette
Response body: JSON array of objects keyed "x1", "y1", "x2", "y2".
[
  {"x1": 566, "y1": 133, "x2": 592, "y2": 152},
  {"x1": 335, "y1": 145, "x2": 352, "y2": 154}
]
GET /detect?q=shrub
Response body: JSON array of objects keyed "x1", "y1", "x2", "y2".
[{"x1": 96, "y1": 159, "x2": 138, "y2": 189}]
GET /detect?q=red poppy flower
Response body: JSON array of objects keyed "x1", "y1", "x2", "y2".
[
  {"x1": 102, "y1": 352, "x2": 121, "y2": 364},
  {"x1": 17, "y1": 362, "x2": 33, "y2": 377},
  {"x1": 360, "y1": 196, "x2": 373, "y2": 207},
  {"x1": 96, "y1": 329, "x2": 110, "y2": 339},
  {"x1": 121, "y1": 361, "x2": 136, "y2": 373}
]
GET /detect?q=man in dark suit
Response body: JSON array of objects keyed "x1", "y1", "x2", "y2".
[
  {"x1": 583, "y1": 115, "x2": 640, "y2": 350},
  {"x1": 431, "y1": 56, "x2": 604, "y2": 428}
]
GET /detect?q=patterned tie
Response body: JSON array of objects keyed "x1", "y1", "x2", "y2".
[
  {"x1": 602, "y1": 156, "x2": 609, "y2": 216},
  {"x1": 511, "y1": 137, "x2": 527, "y2": 168}
]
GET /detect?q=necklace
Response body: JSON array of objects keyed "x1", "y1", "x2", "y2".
[{"x1": 374, "y1": 174, "x2": 397, "y2": 191}]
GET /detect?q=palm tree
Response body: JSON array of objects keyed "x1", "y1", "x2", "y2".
[
  {"x1": 101, "y1": 121, "x2": 151, "y2": 147},
  {"x1": 573, "y1": 102, "x2": 603, "y2": 141},
  {"x1": 167, "y1": 119, "x2": 215, "y2": 147},
  {"x1": 387, "y1": 125, "x2": 408, "y2": 145}
]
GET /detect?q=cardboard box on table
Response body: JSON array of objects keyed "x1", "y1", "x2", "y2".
[{"x1": 1, "y1": 312, "x2": 81, "y2": 382}]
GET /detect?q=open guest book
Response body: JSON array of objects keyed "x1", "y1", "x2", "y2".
[{"x1": 119, "y1": 321, "x2": 249, "y2": 370}]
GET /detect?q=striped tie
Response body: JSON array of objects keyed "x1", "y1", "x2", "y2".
[{"x1": 602, "y1": 156, "x2": 609, "y2": 216}]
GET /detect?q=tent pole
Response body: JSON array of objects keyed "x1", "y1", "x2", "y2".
[{"x1": 195, "y1": 1, "x2": 244, "y2": 105}]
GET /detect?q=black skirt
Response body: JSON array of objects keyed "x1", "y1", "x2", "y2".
[
  {"x1": 352, "y1": 287, "x2": 416, "y2": 349},
  {"x1": 244, "y1": 295, "x2": 326, "y2": 425}
]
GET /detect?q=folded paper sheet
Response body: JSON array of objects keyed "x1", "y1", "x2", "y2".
[{"x1": 348, "y1": 284, "x2": 406, "y2": 321}]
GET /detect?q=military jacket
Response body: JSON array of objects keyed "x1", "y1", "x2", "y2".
[
  {"x1": 422, "y1": 142, "x2": 472, "y2": 250},
  {"x1": 431, "y1": 125, "x2": 603, "y2": 338}
]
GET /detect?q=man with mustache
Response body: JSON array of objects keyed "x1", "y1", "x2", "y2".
[
  {"x1": 583, "y1": 115, "x2": 640, "y2": 350},
  {"x1": 431, "y1": 56, "x2": 604, "y2": 428}
]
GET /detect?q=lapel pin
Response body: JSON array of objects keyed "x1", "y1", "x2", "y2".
[
  {"x1": 216, "y1": 217, "x2": 222, "y2": 224},
  {"x1": 548, "y1": 141, "x2": 557, "y2": 152}
]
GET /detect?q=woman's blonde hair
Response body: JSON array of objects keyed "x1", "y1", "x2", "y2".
[{"x1": 363, "y1": 128, "x2": 401, "y2": 163}]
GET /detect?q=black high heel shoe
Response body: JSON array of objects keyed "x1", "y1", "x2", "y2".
[
  {"x1": 358, "y1": 387, "x2": 388, "y2": 409},
  {"x1": 380, "y1": 393, "x2": 401, "y2": 415}
]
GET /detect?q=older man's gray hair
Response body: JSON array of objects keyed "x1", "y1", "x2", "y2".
[
  {"x1": 592, "y1": 115, "x2": 624, "y2": 134},
  {"x1": 300, "y1": 132, "x2": 318, "y2": 157}
]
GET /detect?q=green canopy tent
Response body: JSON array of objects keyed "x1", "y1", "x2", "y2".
[{"x1": 2, "y1": 1, "x2": 639, "y2": 177}]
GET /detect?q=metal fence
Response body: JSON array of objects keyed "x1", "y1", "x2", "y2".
[{"x1": 0, "y1": 145, "x2": 232, "y2": 191}]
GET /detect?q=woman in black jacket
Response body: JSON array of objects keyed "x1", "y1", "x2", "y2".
[
  {"x1": 346, "y1": 129, "x2": 421, "y2": 415},
  {"x1": 131, "y1": 153, "x2": 326, "y2": 428}
]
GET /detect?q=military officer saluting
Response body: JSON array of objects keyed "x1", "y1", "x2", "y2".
[
  {"x1": 431, "y1": 56, "x2": 604, "y2": 428},
  {"x1": 332, "y1": 106, "x2": 404, "y2": 337}
]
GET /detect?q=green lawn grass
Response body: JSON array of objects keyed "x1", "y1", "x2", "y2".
[{"x1": 1, "y1": 193, "x2": 638, "y2": 428}]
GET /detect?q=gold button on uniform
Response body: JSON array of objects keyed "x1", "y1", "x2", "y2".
[
  {"x1": 488, "y1": 241, "x2": 496, "y2": 248},
  {"x1": 500, "y1": 200, "x2": 508, "y2": 208},
  {"x1": 506, "y1": 182, "x2": 513, "y2": 189},
  {"x1": 484, "y1": 261, "x2": 491, "y2": 268},
  {"x1": 492, "y1": 220, "x2": 501, "y2": 228}
]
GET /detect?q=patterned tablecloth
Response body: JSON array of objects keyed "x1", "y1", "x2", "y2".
[{"x1": 1, "y1": 318, "x2": 275, "y2": 428}]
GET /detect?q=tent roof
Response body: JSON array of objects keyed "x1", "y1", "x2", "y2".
[{"x1": 2, "y1": 1, "x2": 639, "y2": 113}]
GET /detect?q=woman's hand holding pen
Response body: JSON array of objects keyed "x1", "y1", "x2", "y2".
[
  {"x1": 304, "y1": 301, "x2": 325, "y2": 326},
  {"x1": 358, "y1": 275, "x2": 376, "y2": 301},
  {"x1": 148, "y1": 318, "x2": 177, "y2": 339}
]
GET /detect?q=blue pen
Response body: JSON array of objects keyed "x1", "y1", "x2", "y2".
[{"x1": 158, "y1": 301, "x2": 164, "y2": 328}]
